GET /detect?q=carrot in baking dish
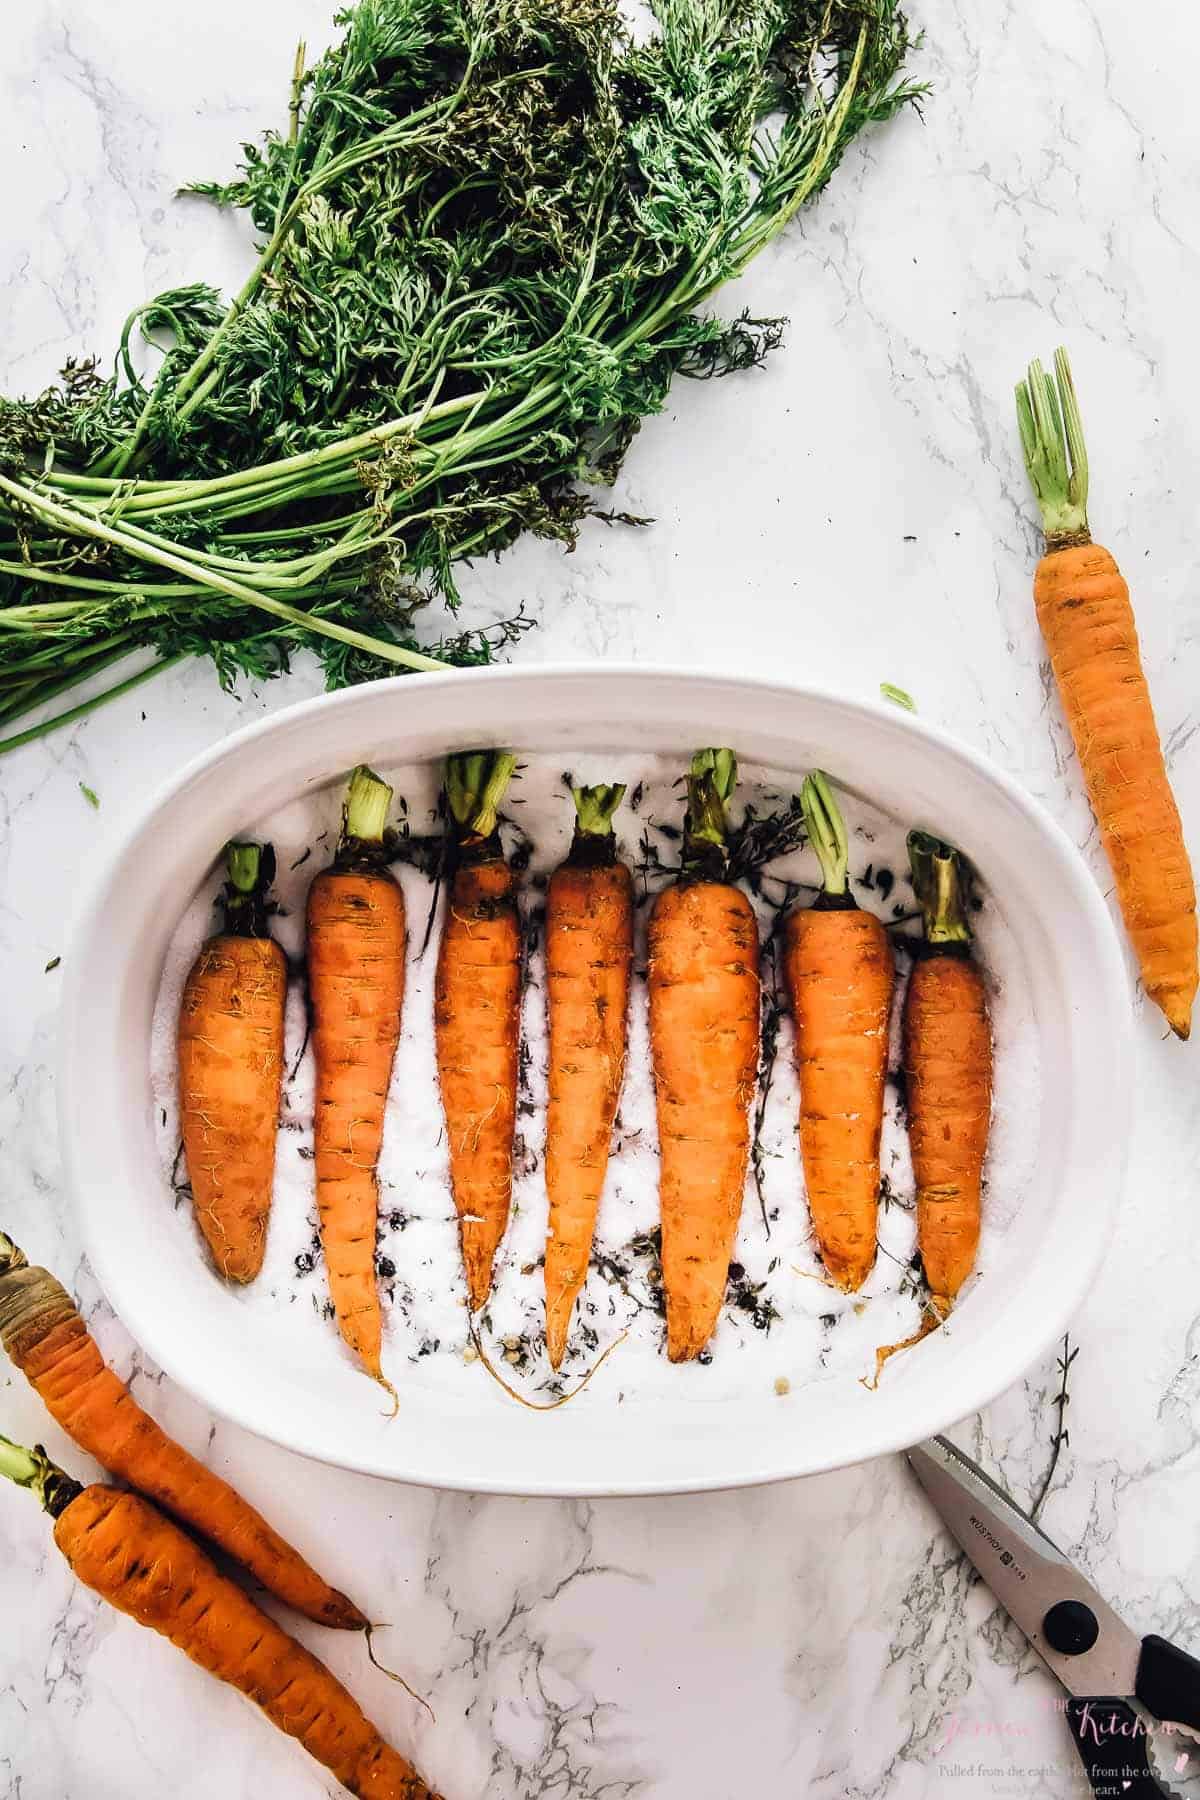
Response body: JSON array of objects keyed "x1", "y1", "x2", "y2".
[
  {"x1": 1017, "y1": 348, "x2": 1197, "y2": 1038},
  {"x1": 434, "y1": 752, "x2": 521, "y2": 1311},
  {"x1": 0, "y1": 1434, "x2": 439, "y2": 1800},
  {"x1": 0, "y1": 1232, "x2": 366, "y2": 1630},
  {"x1": 307, "y1": 766, "x2": 406, "y2": 1398},
  {"x1": 903, "y1": 831, "x2": 993, "y2": 1319},
  {"x1": 783, "y1": 772, "x2": 894, "y2": 1291},
  {"x1": 178, "y1": 840, "x2": 286, "y2": 1282},
  {"x1": 544, "y1": 784, "x2": 633, "y2": 1369},
  {"x1": 648, "y1": 749, "x2": 760, "y2": 1363}
]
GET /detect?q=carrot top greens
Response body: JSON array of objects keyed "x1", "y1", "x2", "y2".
[
  {"x1": 682, "y1": 747, "x2": 738, "y2": 879},
  {"x1": 801, "y1": 770, "x2": 851, "y2": 904},
  {"x1": 0, "y1": 0, "x2": 917, "y2": 750},
  {"x1": 907, "y1": 830, "x2": 974, "y2": 948},
  {"x1": 445, "y1": 751, "x2": 517, "y2": 845},
  {"x1": 571, "y1": 784, "x2": 626, "y2": 839},
  {"x1": 0, "y1": 1433, "x2": 81, "y2": 1519},
  {"x1": 1015, "y1": 347, "x2": 1091, "y2": 547},
  {"x1": 219, "y1": 841, "x2": 277, "y2": 936}
]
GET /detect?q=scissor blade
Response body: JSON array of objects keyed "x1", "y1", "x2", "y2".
[{"x1": 908, "y1": 1436, "x2": 1142, "y2": 1700}]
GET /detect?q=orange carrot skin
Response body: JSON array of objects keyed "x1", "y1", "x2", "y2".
[
  {"x1": 0, "y1": 1261, "x2": 365, "y2": 1629},
  {"x1": 902, "y1": 952, "x2": 992, "y2": 1310},
  {"x1": 435, "y1": 855, "x2": 521, "y2": 1310},
  {"x1": 1036, "y1": 542, "x2": 1198, "y2": 1037},
  {"x1": 178, "y1": 933, "x2": 287, "y2": 1282},
  {"x1": 648, "y1": 880, "x2": 760, "y2": 1362},
  {"x1": 55, "y1": 1486, "x2": 438, "y2": 1800},
  {"x1": 784, "y1": 906, "x2": 894, "y2": 1290},
  {"x1": 544, "y1": 857, "x2": 633, "y2": 1368},
  {"x1": 307, "y1": 867, "x2": 406, "y2": 1382}
]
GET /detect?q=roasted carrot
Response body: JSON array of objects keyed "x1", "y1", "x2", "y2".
[
  {"x1": 648, "y1": 749, "x2": 760, "y2": 1362},
  {"x1": 783, "y1": 772, "x2": 894, "y2": 1290},
  {"x1": 0, "y1": 1434, "x2": 439, "y2": 1800},
  {"x1": 1017, "y1": 348, "x2": 1198, "y2": 1038},
  {"x1": 903, "y1": 832, "x2": 992, "y2": 1318},
  {"x1": 543, "y1": 784, "x2": 633, "y2": 1368},
  {"x1": 178, "y1": 840, "x2": 286, "y2": 1282},
  {"x1": 307, "y1": 766, "x2": 406, "y2": 1397},
  {"x1": 0, "y1": 1232, "x2": 366, "y2": 1629},
  {"x1": 434, "y1": 751, "x2": 521, "y2": 1311}
]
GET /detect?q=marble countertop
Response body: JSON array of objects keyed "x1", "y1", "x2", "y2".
[{"x1": 3, "y1": 2, "x2": 1200, "y2": 1795}]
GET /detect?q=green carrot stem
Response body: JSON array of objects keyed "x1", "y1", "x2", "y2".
[
  {"x1": 0, "y1": 654, "x2": 183, "y2": 758},
  {"x1": 331, "y1": 763, "x2": 395, "y2": 870},
  {"x1": 680, "y1": 747, "x2": 737, "y2": 880},
  {"x1": 907, "y1": 830, "x2": 974, "y2": 948},
  {"x1": 1015, "y1": 346, "x2": 1090, "y2": 547},
  {"x1": 227, "y1": 843, "x2": 264, "y2": 895},
  {"x1": 0, "y1": 1433, "x2": 82, "y2": 1519},
  {"x1": 0, "y1": 472, "x2": 449, "y2": 677},
  {"x1": 220, "y1": 841, "x2": 276, "y2": 937},
  {"x1": 566, "y1": 782, "x2": 624, "y2": 868},
  {"x1": 802, "y1": 771, "x2": 853, "y2": 905},
  {"x1": 686, "y1": 748, "x2": 736, "y2": 848},
  {"x1": 445, "y1": 750, "x2": 516, "y2": 843},
  {"x1": 571, "y1": 783, "x2": 625, "y2": 837}
]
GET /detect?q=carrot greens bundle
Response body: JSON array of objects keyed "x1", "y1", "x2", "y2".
[{"x1": 0, "y1": 0, "x2": 916, "y2": 750}]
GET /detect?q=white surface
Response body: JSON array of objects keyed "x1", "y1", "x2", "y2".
[
  {"x1": 68, "y1": 668, "x2": 1126, "y2": 1492},
  {"x1": 3, "y1": 0, "x2": 1200, "y2": 1794}
]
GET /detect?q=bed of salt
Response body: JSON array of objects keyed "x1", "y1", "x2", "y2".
[{"x1": 149, "y1": 754, "x2": 1040, "y2": 1411}]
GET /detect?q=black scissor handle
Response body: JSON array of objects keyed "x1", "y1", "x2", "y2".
[
  {"x1": 1137, "y1": 1635, "x2": 1200, "y2": 1736},
  {"x1": 1065, "y1": 1697, "x2": 1169, "y2": 1798}
]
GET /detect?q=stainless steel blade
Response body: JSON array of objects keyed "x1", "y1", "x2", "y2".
[{"x1": 908, "y1": 1436, "x2": 1142, "y2": 1700}]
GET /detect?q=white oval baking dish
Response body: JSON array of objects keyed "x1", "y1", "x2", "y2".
[{"x1": 60, "y1": 665, "x2": 1131, "y2": 1494}]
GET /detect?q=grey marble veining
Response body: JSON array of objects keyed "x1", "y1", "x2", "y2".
[{"x1": 3, "y1": 2, "x2": 1199, "y2": 1796}]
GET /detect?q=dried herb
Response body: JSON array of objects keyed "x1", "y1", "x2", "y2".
[
  {"x1": 1030, "y1": 1335, "x2": 1077, "y2": 1518},
  {"x1": 0, "y1": 0, "x2": 917, "y2": 750}
]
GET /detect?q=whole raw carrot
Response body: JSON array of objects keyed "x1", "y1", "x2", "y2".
[
  {"x1": 307, "y1": 766, "x2": 406, "y2": 1397},
  {"x1": 178, "y1": 840, "x2": 286, "y2": 1281},
  {"x1": 0, "y1": 1435, "x2": 439, "y2": 1800},
  {"x1": 649, "y1": 749, "x2": 760, "y2": 1363},
  {"x1": 783, "y1": 772, "x2": 894, "y2": 1290},
  {"x1": 434, "y1": 752, "x2": 521, "y2": 1311},
  {"x1": 0, "y1": 1232, "x2": 366, "y2": 1629},
  {"x1": 544, "y1": 784, "x2": 633, "y2": 1368},
  {"x1": 903, "y1": 832, "x2": 992, "y2": 1317},
  {"x1": 1017, "y1": 348, "x2": 1197, "y2": 1037}
]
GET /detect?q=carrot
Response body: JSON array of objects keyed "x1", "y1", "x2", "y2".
[
  {"x1": 648, "y1": 749, "x2": 760, "y2": 1362},
  {"x1": 0, "y1": 1231, "x2": 366, "y2": 1629},
  {"x1": 307, "y1": 766, "x2": 406, "y2": 1397},
  {"x1": 178, "y1": 840, "x2": 286, "y2": 1282},
  {"x1": 1017, "y1": 348, "x2": 1198, "y2": 1038},
  {"x1": 783, "y1": 772, "x2": 895, "y2": 1290},
  {"x1": 434, "y1": 751, "x2": 521, "y2": 1311},
  {"x1": 0, "y1": 1435, "x2": 439, "y2": 1800},
  {"x1": 903, "y1": 831, "x2": 992, "y2": 1317},
  {"x1": 543, "y1": 783, "x2": 633, "y2": 1369}
]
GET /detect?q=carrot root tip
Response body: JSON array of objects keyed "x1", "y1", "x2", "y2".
[{"x1": 364, "y1": 1623, "x2": 436, "y2": 1722}]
